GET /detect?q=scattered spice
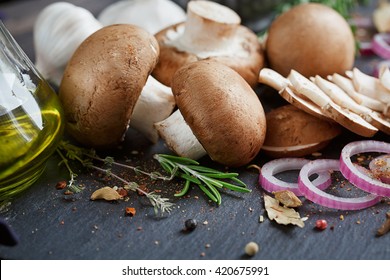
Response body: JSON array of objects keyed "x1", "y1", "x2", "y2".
[
  {"x1": 259, "y1": 215, "x2": 264, "y2": 223},
  {"x1": 376, "y1": 212, "x2": 390, "y2": 237},
  {"x1": 244, "y1": 241, "x2": 259, "y2": 257},
  {"x1": 55, "y1": 181, "x2": 67, "y2": 190},
  {"x1": 273, "y1": 190, "x2": 302, "y2": 208},
  {"x1": 117, "y1": 188, "x2": 128, "y2": 197},
  {"x1": 90, "y1": 186, "x2": 122, "y2": 201},
  {"x1": 125, "y1": 207, "x2": 136, "y2": 217},
  {"x1": 184, "y1": 219, "x2": 198, "y2": 231},
  {"x1": 315, "y1": 219, "x2": 328, "y2": 230}
]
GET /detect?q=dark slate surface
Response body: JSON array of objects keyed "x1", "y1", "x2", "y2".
[{"x1": 0, "y1": 0, "x2": 389, "y2": 260}]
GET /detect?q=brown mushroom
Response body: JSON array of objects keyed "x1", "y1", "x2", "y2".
[
  {"x1": 59, "y1": 24, "x2": 159, "y2": 148},
  {"x1": 262, "y1": 105, "x2": 342, "y2": 158},
  {"x1": 266, "y1": 3, "x2": 355, "y2": 78},
  {"x1": 152, "y1": 0, "x2": 264, "y2": 88},
  {"x1": 155, "y1": 60, "x2": 266, "y2": 167}
]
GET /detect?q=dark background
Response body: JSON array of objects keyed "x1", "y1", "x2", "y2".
[{"x1": 0, "y1": 0, "x2": 389, "y2": 260}]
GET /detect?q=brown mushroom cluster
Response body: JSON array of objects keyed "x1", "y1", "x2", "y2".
[{"x1": 58, "y1": 1, "x2": 267, "y2": 167}]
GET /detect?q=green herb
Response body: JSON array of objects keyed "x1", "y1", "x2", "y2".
[
  {"x1": 56, "y1": 141, "x2": 250, "y2": 214},
  {"x1": 154, "y1": 154, "x2": 251, "y2": 205},
  {"x1": 57, "y1": 141, "x2": 174, "y2": 215}
]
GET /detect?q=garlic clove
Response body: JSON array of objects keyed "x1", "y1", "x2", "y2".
[
  {"x1": 98, "y1": 0, "x2": 186, "y2": 34},
  {"x1": 33, "y1": 2, "x2": 102, "y2": 86}
]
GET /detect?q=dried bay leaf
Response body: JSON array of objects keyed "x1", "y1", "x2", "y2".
[{"x1": 264, "y1": 194, "x2": 305, "y2": 228}]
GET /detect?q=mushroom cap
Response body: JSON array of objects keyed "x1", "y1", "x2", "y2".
[
  {"x1": 266, "y1": 3, "x2": 355, "y2": 78},
  {"x1": 59, "y1": 24, "x2": 159, "y2": 148},
  {"x1": 262, "y1": 105, "x2": 342, "y2": 158},
  {"x1": 152, "y1": 23, "x2": 264, "y2": 88},
  {"x1": 172, "y1": 60, "x2": 266, "y2": 167}
]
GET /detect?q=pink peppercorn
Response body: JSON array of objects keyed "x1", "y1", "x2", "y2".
[{"x1": 315, "y1": 219, "x2": 328, "y2": 230}]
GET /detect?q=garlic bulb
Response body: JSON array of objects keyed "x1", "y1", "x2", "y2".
[
  {"x1": 33, "y1": 2, "x2": 102, "y2": 86},
  {"x1": 97, "y1": 0, "x2": 186, "y2": 34}
]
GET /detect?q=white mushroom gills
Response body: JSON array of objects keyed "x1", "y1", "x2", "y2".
[
  {"x1": 165, "y1": 0, "x2": 246, "y2": 58},
  {"x1": 154, "y1": 110, "x2": 207, "y2": 159}
]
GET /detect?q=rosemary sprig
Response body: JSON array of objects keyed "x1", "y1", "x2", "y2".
[{"x1": 154, "y1": 154, "x2": 251, "y2": 205}]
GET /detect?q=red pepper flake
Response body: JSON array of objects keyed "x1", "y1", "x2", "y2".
[
  {"x1": 315, "y1": 219, "x2": 327, "y2": 230},
  {"x1": 55, "y1": 181, "x2": 67, "y2": 190},
  {"x1": 125, "y1": 207, "x2": 136, "y2": 217},
  {"x1": 117, "y1": 188, "x2": 128, "y2": 197}
]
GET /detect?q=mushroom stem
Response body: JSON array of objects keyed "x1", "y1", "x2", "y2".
[
  {"x1": 167, "y1": 1, "x2": 241, "y2": 58},
  {"x1": 130, "y1": 76, "x2": 175, "y2": 143},
  {"x1": 154, "y1": 109, "x2": 207, "y2": 159}
]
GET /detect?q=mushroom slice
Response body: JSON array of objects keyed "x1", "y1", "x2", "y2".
[
  {"x1": 288, "y1": 70, "x2": 377, "y2": 137},
  {"x1": 130, "y1": 76, "x2": 176, "y2": 143},
  {"x1": 259, "y1": 68, "x2": 328, "y2": 120},
  {"x1": 258, "y1": 67, "x2": 292, "y2": 92},
  {"x1": 152, "y1": 0, "x2": 264, "y2": 87},
  {"x1": 379, "y1": 65, "x2": 390, "y2": 91},
  {"x1": 169, "y1": 60, "x2": 266, "y2": 167},
  {"x1": 328, "y1": 73, "x2": 386, "y2": 112},
  {"x1": 314, "y1": 75, "x2": 390, "y2": 135},
  {"x1": 154, "y1": 110, "x2": 207, "y2": 159},
  {"x1": 349, "y1": 67, "x2": 390, "y2": 104}
]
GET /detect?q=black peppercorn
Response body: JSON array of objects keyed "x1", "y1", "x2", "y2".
[{"x1": 184, "y1": 219, "x2": 198, "y2": 231}]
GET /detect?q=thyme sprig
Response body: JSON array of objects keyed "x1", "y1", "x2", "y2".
[
  {"x1": 154, "y1": 154, "x2": 251, "y2": 205},
  {"x1": 57, "y1": 141, "x2": 250, "y2": 213},
  {"x1": 57, "y1": 141, "x2": 174, "y2": 215}
]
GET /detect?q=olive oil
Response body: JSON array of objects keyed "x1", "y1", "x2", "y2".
[{"x1": 0, "y1": 80, "x2": 64, "y2": 201}]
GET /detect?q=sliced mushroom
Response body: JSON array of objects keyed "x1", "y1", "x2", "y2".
[
  {"x1": 379, "y1": 65, "x2": 390, "y2": 91},
  {"x1": 313, "y1": 75, "x2": 390, "y2": 135},
  {"x1": 152, "y1": 0, "x2": 264, "y2": 88},
  {"x1": 130, "y1": 76, "x2": 175, "y2": 143},
  {"x1": 348, "y1": 67, "x2": 390, "y2": 105},
  {"x1": 328, "y1": 73, "x2": 386, "y2": 112},
  {"x1": 158, "y1": 60, "x2": 267, "y2": 167},
  {"x1": 259, "y1": 68, "x2": 329, "y2": 121},
  {"x1": 288, "y1": 70, "x2": 378, "y2": 137}
]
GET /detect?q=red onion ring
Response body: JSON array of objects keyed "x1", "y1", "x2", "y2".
[
  {"x1": 298, "y1": 159, "x2": 381, "y2": 210},
  {"x1": 340, "y1": 140, "x2": 390, "y2": 197},
  {"x1": 372, "y1": 33, "x2": 390, "y2": 60},
  {"x1": 369, "y1": 154, "x2": 390, "y2": 184},
  {"x1": 259, "y1": 158, "x2": 331, "y2": 196}
]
